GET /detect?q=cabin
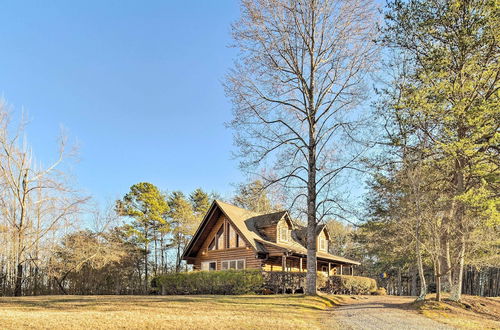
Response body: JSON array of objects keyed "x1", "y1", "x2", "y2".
[{"x1": 182, "y1": 200, "x2": 359, "y2": 276}]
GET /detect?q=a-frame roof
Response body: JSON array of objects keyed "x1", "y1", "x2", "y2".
[
  {"x1": 182, "y1": 200, "x2": 275, "y2": 258},
  {"x1": 182, "y1": 200, "x2": 360, "y2": 265}
]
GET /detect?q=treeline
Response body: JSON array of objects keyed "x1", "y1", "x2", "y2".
[
  {"x1": 0, "y1": 102, "x2": 214, "y2": 295},
  {"x1": 0, "y1": 105, "x2": 89, "y2": 296},
  {"x1": 354, "y1": 0, "x2": 499, "y2": 302},
  {"x1": 49, "y1": 185, "x2": 215, "y2": 295},
  {"x1": 0, "y1": 107, "x2": 276, "y2": 296}
]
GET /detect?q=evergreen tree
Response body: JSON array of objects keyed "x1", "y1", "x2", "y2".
[
  {"x1": 168, "y1": 191, "x2": 197, "y2": 272},
  {"x1": 116, "y1": 182, "x2": 169, "y2": 292},
  {"x1": 190, "y1": 188, "x2": 211, "y2": 220},
  {"x1": 382, "y1": 0, "x2": 499, "y2": 301}
]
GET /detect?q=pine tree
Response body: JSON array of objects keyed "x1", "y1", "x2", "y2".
[
  {"x1": 383, "y1": 0, "x2": 500, "y2": 301},
  {"x1": 116, "y1": 182, "x2": 169, "y2": 292},
  {"x1": 168, "y1": 191, "x2": 196, "y2": 272},
  {"x1": 190, "y1": 188, "x2": 211, "y2": 220}
]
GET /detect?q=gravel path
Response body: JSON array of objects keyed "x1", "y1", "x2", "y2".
[{"x1": 329, "y1": 296, "x2": 456, "y2": 330}]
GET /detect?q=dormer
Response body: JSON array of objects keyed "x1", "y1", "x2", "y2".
[
  {"x1": 317, "y1": 225, "x2": 330, "y2": 253},
  {"x1": 276, "y1": 218, "x2": 292, "y2": 243},
  {"x1": 252, "y1": 211, "x2": 292, "y2": 243}
]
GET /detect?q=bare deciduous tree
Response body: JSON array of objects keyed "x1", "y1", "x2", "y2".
[
  {"x1": 0, "y1": 101, "x2": 88, "y2": 296},
  {"x1": 226, "y1": 0, "x2": 379, "y2": 294}
]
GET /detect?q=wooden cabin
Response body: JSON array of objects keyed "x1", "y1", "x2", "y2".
[{"x1": 182, "y1": 200, "x2": 359, "y2": 275}]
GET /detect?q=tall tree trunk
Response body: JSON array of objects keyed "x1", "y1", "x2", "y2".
[
  {"x1": 397, "y1": 267, "x2": 403, "y2": 296},
  {"x1": 33, "y1": 265, "x2": 39, "y2": 296},
  {"x1": 445, "y1": 239, "x2": 452, "y2": 292},
  {"x1": 14, "y1": 263, "x2": 23, "y2": 296},
  {"x1": 435, "y1": 257, "x2": 442, "y2": 302},
  {"x1": 175, "y1": 234, "x2": 182, "y2": 273},
  {"x1": 160, "y1": 234, "x2": 165, "y2": 273},
  {"x1": 144, "y1": 237, "x2": 149, "y2": 294},
  {"x1": 450, "y1": 154, "x2": 466, "y2": 302},
  {"x1": 450, "y1": 236, "x2": 465, "y2": 301},
  {"x1": 154, "y1": 236, "x2": 158, "y2": 276},
  {"x1": 411, "y1": 265, "x2": 417, "y2": 296},
  {"x1": 305, "y1": 127, "x2": 318, "y2": 295},
  {"x1": 415, "y1": 226, "x2": 427, "y2": 301},
  {"x1": 14, "y1": 225, "x2": 25, "y2": 296}
]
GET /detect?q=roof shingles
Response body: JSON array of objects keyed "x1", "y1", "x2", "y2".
[{"x1": 215, "y1": 200, "x2": 359, "y2": 265}]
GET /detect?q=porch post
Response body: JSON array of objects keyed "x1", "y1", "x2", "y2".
[
  {"x1": 282, "y1": 255, "x2": 287, "y2": 272},
  {"x1": 340, "y1": 264, "x2": 343, "y2": 275},
  {"x1": 352, "y1": 265, "x2": 354, "y2": 276},
  {"x1": 299, "y1": 257, "x2": 303, "y2": 272},
  {"x1": 328, "y1": 263, "x2": 331, "y2": 277}
]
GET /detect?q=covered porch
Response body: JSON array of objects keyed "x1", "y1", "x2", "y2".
[{"x1": 261, "y1": 253, "x2": 356, "y2": 276}]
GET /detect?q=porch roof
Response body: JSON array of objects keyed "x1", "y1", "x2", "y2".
[{"x1": 256, "y1": 239, "x2": 360, "y2": 265}]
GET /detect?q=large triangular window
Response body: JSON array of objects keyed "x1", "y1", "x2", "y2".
[
  {"x1": 228, "y1": 224, "x2": 243, "y2": 248},
  {"x1": 216, "y1": 225, "x2": 224, "y2": 249}
]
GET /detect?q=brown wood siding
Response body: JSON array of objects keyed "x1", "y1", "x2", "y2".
[
  {"x1": 192, "y1": 214, "x2": 261, "y2": 270},
  {"x1": 264, "y1": 244, "x2": 288, "y2": 257},
  {"x1": 260, "y1": 226, "x2": 277, "y2": 242},
  {"x1": 260, "y1": 219, "x2": 291, "y2": 244},
  {"x1": 262, "y1": 226, "x2": 276, "y2": 243},
  {"x1": 195, "y1": 247, "x2": 261, "y2": 270}
]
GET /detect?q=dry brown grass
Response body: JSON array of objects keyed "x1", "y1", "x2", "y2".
[
  {"x1": 0, "y1": 294, "x2": 343, "y2": 329},
  {"x1": 413, "y1": 294, "x2": 500, "y2": 329}
]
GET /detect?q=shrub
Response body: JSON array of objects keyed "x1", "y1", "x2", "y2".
[
  {"x1": 316, "y1": 272, "x2": 328, "y2": 289},
  {"x1": 326, "y1": 275, "x2": 377, "y2": 295},
  {"x1": 155, "y1": 269, "x2": 264, "y2": 295},
  {"x1": 262, "y1": 271, "x2": 306, "y2": 293},
  {"x1": 372, "y1": 287, "x2": 387, "y2": 295},
  {"x1": 262, "y1": 271, "x2": 330, "y2": 293}
]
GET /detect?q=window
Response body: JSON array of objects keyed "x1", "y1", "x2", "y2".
[
  {"x1": 208, "y1": 238, "x2": 216, "y2": 251},
  {"x1": 319, "y1": 237, "x2": 327, "y2": 251},
  {"x1": 216, "y1": 225, "x2": 224, "y2": 249},
  {"x1": 279, "y1": 227, "x2": 288, "y2": 242},
  {"x1": 237, "y1": 234, "x2": 245, "y2": 247},
  {"x1": 201, "y1": 261, "x2": 217, "y2": 271},
  {"x1": 228, "y1": 224, "x2": 238, "y2": 248},
  {"x1": 221, "y1": 259, "x2": 245, "y2": 270}
]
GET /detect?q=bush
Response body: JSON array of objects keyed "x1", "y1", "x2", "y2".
[
  {"x1": 326, "y1": 275, "x2": 377, "y2": 295},
  {"x1": 372, "y1": 287, "x2": 387, "y2": 295},
  {"x1": 262, "y1": 271, "x2": 332, "y2": 293},
  {"x1": 155, "y1": 270, "x2": 264, "y2": 295},
  {"x1": 262, "y1": 271, "x2": 306, "y2": 293},
  {"x1": 316, "y1": 272, "x2": 328, "y2": 289}
]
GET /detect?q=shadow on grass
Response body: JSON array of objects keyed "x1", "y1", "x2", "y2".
[{"x1": 0, "y1": 294, "x2": 345, "y2": 312}]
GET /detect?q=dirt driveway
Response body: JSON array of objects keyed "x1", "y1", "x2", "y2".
[{"x1": 329, "y1": 296, "x2": 455, "y2": 329}]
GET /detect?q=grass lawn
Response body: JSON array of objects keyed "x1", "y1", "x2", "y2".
[
  {"x1": 413, "y1": 294, "x2": 500, "y2": 329},
  {"x1": 0, "y1": 294, "x2": 344, "y2": 329}
]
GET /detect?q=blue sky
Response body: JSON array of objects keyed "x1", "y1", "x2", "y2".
[{"x1": 0, "y1": 1, "x2": 244, "y2": 203}]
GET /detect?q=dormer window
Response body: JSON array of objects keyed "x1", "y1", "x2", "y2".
[
  {"x1": 279, "y1": 227, "x2": 289, "y2": 242},
  {"x1": 319, "y1": 237, "x2": 327, "y2": 252}
]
